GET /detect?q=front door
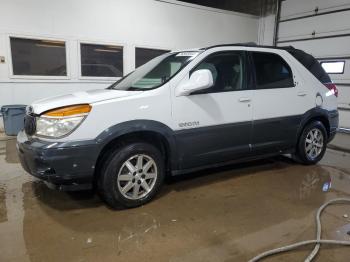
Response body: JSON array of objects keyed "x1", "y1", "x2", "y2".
[{"x1": 172, "y1": 51, "x2": 253, "y2": 170}]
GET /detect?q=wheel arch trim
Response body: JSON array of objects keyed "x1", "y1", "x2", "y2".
[
  {"x1": 95, "y1": 120, "x2": 178, "y2": 169},
  {"x1": 296, "y1": 108, "x2": 336, "y2": 143}
]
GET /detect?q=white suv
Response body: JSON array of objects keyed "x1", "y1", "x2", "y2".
[{"x1": 17, "y1": 44, "x2": 339, "y2": 208}]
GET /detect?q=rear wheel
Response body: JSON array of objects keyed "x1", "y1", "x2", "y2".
[
  {"x1": 295, "y1": 121, "x2": 327, "y2": 165},
  {"x1": 98, "y1": 142, "x2": 165, "y2": 208}
]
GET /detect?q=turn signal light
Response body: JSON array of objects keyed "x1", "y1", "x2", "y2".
[{"x1": 43, "y1": 104, "x2": 92, "y2": 117}]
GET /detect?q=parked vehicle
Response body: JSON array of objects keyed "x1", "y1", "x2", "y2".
[{"x1": 17, "y1": 44, "x2": 338, "y2": 208}]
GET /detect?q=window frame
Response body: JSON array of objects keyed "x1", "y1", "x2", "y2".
[
  {"x1": 249, "y1": 51, "x2": 295, "y2": 90},
  {"x1": 135, "y1": 46, "x2": 171, "y2": 68},
  {"x1": 320, "y1": 60, "x2": 345, "y2": 74},
  {"x1": 78, "y1": 40, "x2": 125, "y2": 81},
  {"x1": 189, "y1": 50, "x2": 248, "y2": 95},
  {"x1": 7, "y1": 34, "x2": 71, "y2": 80}
]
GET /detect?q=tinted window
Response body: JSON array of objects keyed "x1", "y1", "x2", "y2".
[
  {"x1": 192, "y1": 51, "x2": 245, "y2": 93},
  {"x1": 136, "y1": 48, "x2": 170, "y2": 68},
  {"x1": 288, "y1": 49, "x2": 331, "y2": 83},
  {"x1": 10, "y1": 37, "x2": 67, "y2": 76},
  {"x1": 81, "y1": 43, "x2": 123, "y2": 77},
  {"x1": 252, "y1": 52, "x2": 294, "y2": 89}
]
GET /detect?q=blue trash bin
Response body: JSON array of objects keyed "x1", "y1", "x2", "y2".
[{"x1": 1, "y1": 105, "x2": 27, "y2": 136}]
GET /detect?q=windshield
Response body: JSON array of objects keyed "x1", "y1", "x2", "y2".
[{"x1": 108, "y1": 51, "x2": 201, "y2": 91}]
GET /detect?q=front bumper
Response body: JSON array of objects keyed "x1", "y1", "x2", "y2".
[{"x1": 16, "y1": 130, "x2": 99, "y2": 190}]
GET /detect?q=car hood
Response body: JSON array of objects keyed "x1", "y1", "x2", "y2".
[{"x1": 31, "y1": 89, "x2": 142, "y2": 114}]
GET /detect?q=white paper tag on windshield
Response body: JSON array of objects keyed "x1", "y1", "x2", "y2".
[{"x1": 176, "y1": 52, "x2": 199, "y2": 57}]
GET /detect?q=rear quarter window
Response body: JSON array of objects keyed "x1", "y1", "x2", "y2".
[{"x1": 288, "y1": 49, "x2": 331, "y2": 83}]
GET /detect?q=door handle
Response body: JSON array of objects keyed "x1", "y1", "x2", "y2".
[
  {"x1": 239, "y1": 97, "x2": 251, "y2": 102},
  {"x1": 297, "y1": 92, "x2": 307, "y2": 97}
]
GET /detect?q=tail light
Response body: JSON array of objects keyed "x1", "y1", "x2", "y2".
[{"x1": 324, "y1": 83, "x2": 338, "y2": 97}]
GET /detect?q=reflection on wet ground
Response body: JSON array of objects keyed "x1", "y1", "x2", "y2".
[
  {"x1": 0, "y1": 185, "x2": 6, "y2": 223},
  {"x1": 1, "y1": 138, "x2": 350, "y2": 261}
]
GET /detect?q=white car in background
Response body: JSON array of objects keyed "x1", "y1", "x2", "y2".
[{"x1": 17, "y1": 43, "x2": 339, "y2": 208}]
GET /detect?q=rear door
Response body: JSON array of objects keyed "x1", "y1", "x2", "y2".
[
  {"x1": 172, "y1": 51, "x2": 253, "y2": 169},
  {"x1": 250, "y1": 51, "x2": 309, "y2": 154}
]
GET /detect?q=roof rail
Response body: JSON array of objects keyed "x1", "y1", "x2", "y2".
[{"x1": 203, "y1": 43, "x2": 295, "y2": 51}]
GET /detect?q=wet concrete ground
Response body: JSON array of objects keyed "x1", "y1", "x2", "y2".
[
  {"x1": 1, "y1": 138, "x2": 350, "y2": 262},
  {"x1": 329, "y1": 132, "x2": 350, "y2": 153}
]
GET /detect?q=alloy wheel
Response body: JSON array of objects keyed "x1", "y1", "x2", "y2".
[
  {"x1": 117, "y1": 154, "x2": 158, "y2": 200},
  {"x1": 305, "y1": 128, "x2": 324, "y2": 160}
]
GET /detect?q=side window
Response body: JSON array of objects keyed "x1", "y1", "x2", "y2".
[
  {"x1": 192, "y1": 51, "x2": 245, "y2": 94},
  {"x1": 252, "y1": 52, "x2": 294, "y2": 89}
]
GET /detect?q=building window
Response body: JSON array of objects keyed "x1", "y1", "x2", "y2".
[
  {"x1": 252, "y1": 52, "x2": 294, "y2": 89},
  {"x1": 320, "y1": 61, "x2": 345, "y2": 74},
  {"x1": 136, "y1": 47, "x2": 170, "y2": 68},
  {"x1": 10, "y1": 37, "x2": 67, "y2": 76},
  {"x1": 80, "y1": 43, "x2": 123, "y2": 78}
]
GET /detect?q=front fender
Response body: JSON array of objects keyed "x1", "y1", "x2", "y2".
[{"x1": 95, "y1": 120, "x2": 178, "y2": 168}]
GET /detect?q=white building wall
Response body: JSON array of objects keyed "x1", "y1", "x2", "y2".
[{"x1": 0, "y1": 0, "x2": 258, "y2": 106}]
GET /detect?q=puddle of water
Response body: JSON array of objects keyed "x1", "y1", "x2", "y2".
[{"x1": 1, "y1": 140, "x2": 350, "y2": 261}]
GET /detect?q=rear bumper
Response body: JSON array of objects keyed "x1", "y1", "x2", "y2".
[
  {"x1": 328, "y1": 110, "x2": 339, "y2": 142},
  {"x1": 16, "y1": 130, "x2": 99, "y2": 190}
]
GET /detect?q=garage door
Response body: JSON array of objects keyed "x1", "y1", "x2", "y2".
[{"x1": 275, "y1": 0, "x2": 350, "y2": 130}]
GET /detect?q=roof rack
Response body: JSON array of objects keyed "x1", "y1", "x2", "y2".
[{"x1": 203, "y1": 42, "x2": 295, "y2": 51}]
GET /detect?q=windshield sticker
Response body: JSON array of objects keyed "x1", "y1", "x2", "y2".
[{"x1": 176, "y1": 52, "x2": 199, "y2": 57}]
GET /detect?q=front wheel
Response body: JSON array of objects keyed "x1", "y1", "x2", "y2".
[
  {"x1": 98, "y1": 142, "x2": 165, "y2": 208},
  {"x1": 295, "y1": 121, "x2": 327, "y2": 165}
]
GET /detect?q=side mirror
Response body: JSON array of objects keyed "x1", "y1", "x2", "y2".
[{"x1": 176, "y1": 69, "x2": 213, "y2": 96}]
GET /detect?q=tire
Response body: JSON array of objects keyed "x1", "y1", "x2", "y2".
[
  {"x1": 98, "y1": 142, "x2": 165, "y2": 209},
  {"x1": 295, "y1": 121, "x2": 328, "y2": 165}
]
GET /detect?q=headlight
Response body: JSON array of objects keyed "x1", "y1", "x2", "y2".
[{"x1": 36, "y1": 104, "x2": 91, "y2": 138}]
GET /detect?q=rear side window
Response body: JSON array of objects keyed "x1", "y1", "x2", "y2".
[
  {"x1": 252, "y1": 52, "x2": 294, "y2": 90},
  {"x1": 288, "y1": 49, "x2": 331, "y2": 83}
]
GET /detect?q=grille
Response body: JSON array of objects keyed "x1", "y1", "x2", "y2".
[{"x1": 24, "y1": 114, "x2": 36, "y2": 136}]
